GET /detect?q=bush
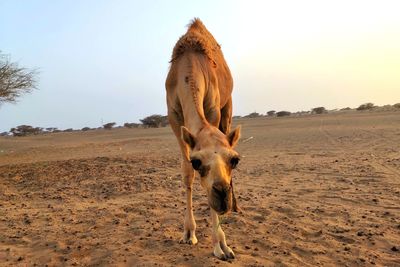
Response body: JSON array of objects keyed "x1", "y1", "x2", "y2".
[
  {"x1": 63, "y1": 128, "x2": 73, "y2": 132},
  {"x1": 244, "y1": 112, "x2": 261, "y2": 118},
  {"x1": 81, "y1": 127, "x2": 91, "y2": 131},
  {"x1": 124, "y1": 122, "x2": 140, "y2": 128},
  {"x1": 341, "y1": 107, "x2": 352, "y2": 111},
  {"x1": 10, "y1": 125, "x2": 42, "y2": 136},
  {"x1": 267, "y1": 110, "x2": 276, "y2": 116},
  {"x1": 0, "y1": 131, "x2": 9, "y2": 136},
  {"x1": 393, "y1": 103, "x2": 400, "y2": 109},
  {"x1": 357, "y1": 103, "x2": 374, "y2": 111},
  {"x1": 276, "y1": 111, "x2": 291, "y2": 117},
  {"x1": 140, "y1": 115, "x2": 168, "y2": 128},
  {"x1": 311, "y1": 107, "x2": 327, "y2": 114},
  {"x1": 103, "y1": 122, "x2": 116, "y2": 130}
]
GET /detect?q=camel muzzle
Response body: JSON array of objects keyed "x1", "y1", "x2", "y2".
[{"x1": 210, "y1": 183, "x2": 232, "y2": 214}]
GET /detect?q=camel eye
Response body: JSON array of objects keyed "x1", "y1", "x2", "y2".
[
  {"x1": 191, "y1": 159, "x2": 202, "y2": 170},
  {"x1": 230, "y1": 157, "x2": 240, "y2": 169}
]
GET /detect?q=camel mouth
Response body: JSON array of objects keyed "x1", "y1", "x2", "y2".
[
  {"x1": 210, "y1": 199, "x2": 231, "y2": 215},
  {"x1": 209, "y1": 186, "x2": 232, "y2": 214},
  {"x1": 217, "y1": 207, "x2": 230, "y2": 215}
]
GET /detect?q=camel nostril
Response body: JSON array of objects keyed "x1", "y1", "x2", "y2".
[
  {"x1": 212, "y1": 183, "x2": 232, "y2": 201},
  {"x1": 213, "y1": 185, "x2": 226, "y2": 200}
]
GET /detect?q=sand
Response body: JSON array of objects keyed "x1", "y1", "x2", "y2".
[{"x1": 0, "y1": 111, "x2": 399, "y2": 266}]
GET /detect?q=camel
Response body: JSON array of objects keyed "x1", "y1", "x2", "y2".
[{"x1": 165, "y1": 18, "x2": 241, "y2": 260}]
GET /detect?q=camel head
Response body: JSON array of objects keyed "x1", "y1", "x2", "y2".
[{"x1": 181, "y1": 125, "x2": 241, "y2": 215}]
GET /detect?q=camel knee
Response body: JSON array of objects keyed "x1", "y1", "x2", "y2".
[
  {"x1": 182, "y1": 173, "x2": 194, "y2": 188},
  {"x1": 181, "y1": 160, "x2": 193, "y2": 174},
  {"x1": 181, "y1": 162, "x2": 194, "y2": 185}
]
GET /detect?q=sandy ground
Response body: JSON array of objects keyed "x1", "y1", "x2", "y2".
[{"x1": 0, "y1": 111, "x2": 400, "y2": 266}]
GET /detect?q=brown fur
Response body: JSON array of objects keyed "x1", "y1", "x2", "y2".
[
  {"x1": 166, "y1": 18, "x2": 234, "y2": 134},
  {"x1": 170, "y1": 18, "x2": 220, "y2": 64},
  {"x1": 166, "y1": 18, "x2": 240, "y2": 259}
]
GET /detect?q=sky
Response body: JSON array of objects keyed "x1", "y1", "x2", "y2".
[{"x1": 1, "y1": 0, "x2": 399, "y2": 131}]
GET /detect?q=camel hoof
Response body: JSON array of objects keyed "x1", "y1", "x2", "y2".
[
  {"x1": 214, "y1": 252, "x2": 227, "y2": 261},
  {"x1": 179, "y1": 231, "x2": 198, "y2": 245},
  {"x1": 187, "y1": 238, "x2": 197, "y2": 245},
  {"x1": 226, "y1": 251, "x2": 235, "y2": 259},
  {"x1": 213, "y1": 243, "x2": 230, "y2": 260},
  {"x1": 221, "y1": 243, "x2": 235, "y2": 259}
]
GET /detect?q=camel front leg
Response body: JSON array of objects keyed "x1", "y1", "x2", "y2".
[
  {"x1": 210, "y1": 209, "x2": 235, "y2": 260},
  {"x1": 180, "y1": 159, "x2": 198, "y2": 245}
]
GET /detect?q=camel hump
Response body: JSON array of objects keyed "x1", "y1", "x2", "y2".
[
  {"x1": 187, "y1": 18, "x2": 216, "y2": 39},
  {"x1": 170, "y1": 18, "x2": 221, "y2": 63}
]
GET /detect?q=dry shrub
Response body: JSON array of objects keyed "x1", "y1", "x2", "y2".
[
  {"x1": 311, "y1": 107, "x2": 327, "y2": 114},
  {"x1": 10, "y1": 125, "x2": 42, "y2": 136},
  {"x1": 140, "y1": 115, "x2": 168, "y2": 128},
  {"x1": 357, "y1": 103, "x2": 374, "y2": 111},
  {"x1": 0, "y1": 51, "x2": 38, "y2": 103},
  {"x1": 276, "y1": 111, "x2": 291, "y2": 117},
  {"x1": 103, "y1": 122, "x2": 116, "y2": 130}
]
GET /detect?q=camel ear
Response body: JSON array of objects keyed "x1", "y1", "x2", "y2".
[
  {"x1": 181, "y1": 126, "x2": 196, "y2": 149},
  {"x1": 227, "y1": 125, "x2": 241, "y2": 147}
]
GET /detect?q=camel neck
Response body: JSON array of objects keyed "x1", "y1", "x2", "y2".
[{"x1": 185, "y1": 116, "x2": 208, "y2": 135}]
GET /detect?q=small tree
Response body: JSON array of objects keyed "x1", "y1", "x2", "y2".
[
  {"x1": 103, "y1": 122, "x2": 116, "y2": 130},
  {"x1": 393, "y1": 103, "x2": 400, "y2": 109},
  {"x1": 267, "y1": 110, "x2": 276, "y2": 116},
  {"x1": 81, "y1": 127, "x2": 91, "y2": 131},
  {"x1": 311, "y1": 107, "x2": 327, "y2": 114},
  {"x1": 160, "y1": 116, "x2": 169, "y2": 127},
  {"x1": 140, "y1": 115, "x2": 168, "y2": 128},
  {"x1": 10, "y1": 125, "x2": 42, "y2": 136},
  {"x1": 357, "y1": 103, "x2": 374, "y2": 111},
  {"x1": 0, "y1": 51, "x2": 38, "y2": 104},
  {"x1": 276, "y1": 111, "x2": 291, "y2": 117}
]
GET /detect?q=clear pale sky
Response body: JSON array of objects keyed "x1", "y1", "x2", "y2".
[{"x1": 1, "y1": 0, "x2": 399, "y2": 131}]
